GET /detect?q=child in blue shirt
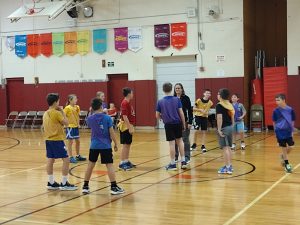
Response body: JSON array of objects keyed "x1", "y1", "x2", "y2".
[
  {"x1": 272, "y1": 93, "x2": 296, "y2": 173},
  {"x1": 82, "y1": 98, "x2": 124, "y2": 195}
]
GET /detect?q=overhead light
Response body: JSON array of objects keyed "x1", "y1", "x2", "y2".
[{"x1": 83, "y1": 6, "x2": 93, "y2": 18}]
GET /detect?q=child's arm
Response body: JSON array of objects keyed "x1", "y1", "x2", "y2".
[
  {"x1": 123, "y1": 115, "x2": 134, "y2": 134},
  {"x1": 239, "y1": 104, "x2": 247, "y2": 120},
  {"x1": 156, "y1": 111, "x2": 161, "y2": 120},
  {"x1": 57, "y1": 107, "x2": 69, "y2": 126},
  {"x1": 216, "y1": 113, "x2": 225, "y2": 137},
  {"x1": 109, "y1": 127, "x2": 118, "y2": 152}
]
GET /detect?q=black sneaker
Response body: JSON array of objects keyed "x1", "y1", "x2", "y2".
[
  {"x1": 190, "y1": 143, "x2": 197, "y2": 151},
  {"x1": 47, "y1": 181, "x2": 60, "y2": 190},
  {"x1": 60, "y1": 181, "x2": 78, "y2": 191},
  {"x1": 111, "y1": 185, "x2": 125, "y2": 195},
  {"x1": 82, "y1": 185, "x2": 90, "y2": 194},
  {"x1": 76, "y1": 155, "x2": 87, "y2": 161},
  {"x1": 201, "y1": 145, "x2": 207, "y2": 153},
  {"x1": 128, "y1": 161, "x2": 137, "y2": 168}
]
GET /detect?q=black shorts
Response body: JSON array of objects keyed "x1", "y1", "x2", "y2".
[
  {"x1": 120, "y1": 130, "x2": 133, "y2": 145},
  {"x1": 89, "y1": 149, "x2": 113, "y2": 164},
  {"x1": 165, "y1": 123, "x2": 183, "y2": 141},
  {"x1": 277, "y1": 137, "x2": 295, "y2": 148},
  {"x1": 194, "y1": 116, "x2": 208, "y2": 130}
]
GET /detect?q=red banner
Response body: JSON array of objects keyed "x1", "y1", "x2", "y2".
[
  {"x1": 27, "y1": 34, "x2": 40, "y2": 58},
  {"x1": 40, "y1": 33, "x2": 52, "y2": 57},
  {"x1": 171, "y1": 23, "x2": 187, "y2": 49}
]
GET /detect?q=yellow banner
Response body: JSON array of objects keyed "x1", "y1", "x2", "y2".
[
  {"x1": 64, "y1": 32, "x2": 77, "y2": 56},
  {"x1": 77, "y1": 30, "x2": 90, "y2": 55}
]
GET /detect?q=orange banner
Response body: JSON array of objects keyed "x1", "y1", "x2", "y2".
[
  {"x1": 64, "y1": 32, "x2": 77, "y2": 56},
  {"x1": 27, "y1": 34, "x2": 40, "y2": 58},
  {"x1": 40, "y1": 33, "x2": 52, "y2": 57},
  {"x1": 171, "y1": 23, "x2": 187, "y2": 49}
]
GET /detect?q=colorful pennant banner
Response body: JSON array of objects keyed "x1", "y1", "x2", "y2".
[
  {"x1": 93, "y1": 29, "x2": 107, "y2": 54},
  {"x1": 27, "y1": 34, "x2": 40, "y2": 58},
  {"x1": 154, "y1": 24, "x2": 170, "y2": 50},
  {"x1": 114, "y1": 27, "x2": 128, "y2": 53},
  {"x1": 64, "y1": 32, "x2": 77, "y2": 56},
  {"x1": 15, "y1": 35, "x2": 27, "y2": 58},
  {"x1": 40, "y1": 33, "x2": 52, "y2": 57},
  {"x1": 128, "y1": 27, "x2": 143, "y2": 52},
  {"x1": 171, "y1": 22, "x2": 187, "y2": 49},
  {"x1": 52, "y1": 32, "x2": 64, "y2": 56},
  {"x1": 77, "y1": 30, "x2": 90, "y2": 56}
]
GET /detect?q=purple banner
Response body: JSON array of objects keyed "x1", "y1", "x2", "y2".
[
  {"x1": 154, "y1": 24, "x2": 170, "y2": 50},
  {"x1": 114, "y1": 27, "x2": 128, "y2": 53}
]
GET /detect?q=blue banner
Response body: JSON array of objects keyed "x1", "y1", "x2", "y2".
[
  {"x1": 93, "y1": 29, "x2": 107, "y2": 54},
  {"x1": 15, "y1": 35, "x2": 27, "y2": 58}
]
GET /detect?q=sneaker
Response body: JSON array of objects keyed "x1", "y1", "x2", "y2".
[
  {"x1": 111, "y1": 185, "x2": 125, "y2": 195},
  {"x1": 174, "y1": 157, "x2": 178, "y2": 163},
  {"x1": 128, "y1": 161, "x2": 137, "y2": 168},
  {"x1": 280, "y1": 154, "x2": 285, "y2": 167},
  {"x1": 47, "y1": 181, "x2": 60, "y2": 190},
  {"x1": 82, "y1": 186, "x2": 90, "y2": 194},
  {"x1": 190, "y1": 143, "x2": 197, "y2": 151},
  {"x1": 201, "y1": 145, "x2": 207, "y2": 153},
  {"x1": 185, "y1": 157, "x2": 191, "y2": 164},
  {"x1": 181, "y1": 161, "x2": 188, "y2": 169},
  {"x1": 227, "y1": 165, "x2": 233, "y2": 175},
  {"x1": 119, "y1": 162, "x2": 132, "y2": 171},
  {"x1": 69, "y1": 156, "x2": 77, "y2": 164},
  {"x1": 241, "y1": 142, "x2": 246, "y2": 150},
  {"x1": 231, "y1": 143, "x2": 236, "y2": 151},
  {"x1": 165, "y1": 163, "x2": 177, "y2": 171},
  {"x1": 76, "y1": 155, "x2": 87, "y2": 161},
  {"x1": 60, "y1": 181, "x2": 78, "y2": 191},
  {"x1": 218, "y1": 166, "x2": 228, "y2": 174},
  {"x1": 284, "y1": 164, "x2": 293, "y2": 173}
]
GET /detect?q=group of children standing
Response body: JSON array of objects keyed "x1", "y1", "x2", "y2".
[
  {"x1": 42, "y1": 82, "x2": 296, "y2": 195},
  {"x1": 43, "y1": 87, "x2": 136, "y2": 195}
]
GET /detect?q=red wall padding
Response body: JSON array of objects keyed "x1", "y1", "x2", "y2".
[
  {"x1": 288, "y1": 76, "x2": 300, "y2": 127},
  {"x1": 2, "y1": 80, "x2": 157, "y2": 127},
  {"x1": 195, "y1": 77, "x2": 244, "y2": 105},
  {"x1": 263, "y1": 67, "x2": 288, "y2": 126}
]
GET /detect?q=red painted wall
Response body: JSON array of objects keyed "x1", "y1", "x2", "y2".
[
  {"x1": 1, "y1": 80, "x2": 157, "y2": 127},
  {"x1": 195, "y1": 77, "x2": 244, "y2": 105}
]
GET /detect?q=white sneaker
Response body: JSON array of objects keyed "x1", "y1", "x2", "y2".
[
  {"x1": 231, "y1": 143, "x2": 236, "y2": 151},
  {"x1": 241, "y1": 142, "x2": 246, "y2": 150}
]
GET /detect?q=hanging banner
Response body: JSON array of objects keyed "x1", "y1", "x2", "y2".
[
  {"x1": 93, "y1": 29, "x2": 107, "y2": 54},
  {"x1": 40, "y1": 33, "x2": 52, "y2": 57},
  {"x1": 64, "y1": 32, "x2": 77, "y2": 56},
  {"x1": 27, "y1": 34, "x2": 40, "y2": 58},
  {"x1": 52, "y1": 32, "x2": 64, "y2": 56},
  {"x1": 154, "y1": 24, "x2": 170, "y2": 50},
  {"x1": 15, "y1": 35, "x2": 27, "y2": 58},
  {"x1": 171, "y1": 22, "x2": 187, "y2": 49},
  {"x1": 128, "y1": 27, "x2": 143, "y2": 52},
  {"x1": 77, "y1": 30, "x2": 90, "y2": 55},
  {"x1": 114, "y1": 27, "x2": 128, "y2": 53},
  {"x1": 6, "y1": 36, "x2": 15, "y2": 51}
]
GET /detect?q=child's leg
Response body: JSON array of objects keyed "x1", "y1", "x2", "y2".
[
  {"x1": 61, "y1": 157, "x2": 70, "y2": 178},
  {"x1": 223, "y1": 146, "x2": 232, "y2": 166},
  {"x1": 75, "y1": 139, "x2": 80, "y2": 155},
  {"x1": 67, "y1": 139, "x2": 74, "y2": 157},
  {"x1": 193, "y1": 130, "x2": 198, "y2": 145},
  {"x1": 47, "y1": 158, "x2": 55, "y2": 184},
  {"x1": 84, "y1": 161, "x2": 96, "y2": 182},
  {"x1": 282, "y1": 147, "x2": 288, "y2": 161},
  {"x1": 175, "y1": 138, "x2": 185, "y2": 161},
  {"x1": 121, "y1": 144, "x2": 131, "y2": 161},
  {"x1": 106, "y1": 163, "x2": 116, "y2": 182},
  {"x1": 168, "y1": 140, "x2": 176, "y2": 162},
  {"x1": 182, "y1": 129, "x2": 191, "y2": 159},
  {"x1": 201, "y1": 130, "x2": 206, "y2": 146}
]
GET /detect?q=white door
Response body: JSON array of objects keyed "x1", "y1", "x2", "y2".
[{"x1": 155, "y1": 55, "x2": 197, "y2": 128}]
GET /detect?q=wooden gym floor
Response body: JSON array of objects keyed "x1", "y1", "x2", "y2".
[{"x1": 0, "y1": 128, "x2": 299, "y2": 225}]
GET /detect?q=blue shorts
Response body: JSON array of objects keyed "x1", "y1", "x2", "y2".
[
  {"x1": 233, "y1": 121, "x2": 244, "y2": 133},
  {"x1": 46, "y1": 140, "x2": 68, "y2": 159},
  {"x1": 66, "y1": 127, "x2": 80, "y2": 139}
]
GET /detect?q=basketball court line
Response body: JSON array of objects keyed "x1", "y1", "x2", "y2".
[
  {"x1": 0, "y1": 134, "x2": 271, "y2": 224},
  {"x1": 0, "y1": 217, "x2": 62, "y2": 225},
  {"x1": 223, "y1": 162, "x2": 300, "y2": 225}
]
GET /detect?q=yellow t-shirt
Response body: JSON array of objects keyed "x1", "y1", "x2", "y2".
[
  {"x1": 43, "y1": 109, "x2": 65, "y2": 141},
  {"x1": 63, "y1": 105, "x2": 80, "y2": 128},
  {"x1": 194, "y1": 98, "x2": 213, "y2": 117}
]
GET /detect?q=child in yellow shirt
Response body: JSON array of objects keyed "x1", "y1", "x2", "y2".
[{"x1": 64, "y1": 94, "x2": 86, "y2": 163}]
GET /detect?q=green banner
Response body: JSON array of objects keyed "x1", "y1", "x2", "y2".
[{"x1": 52, "y1": 32, "x2": 64, "y2": 56}]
